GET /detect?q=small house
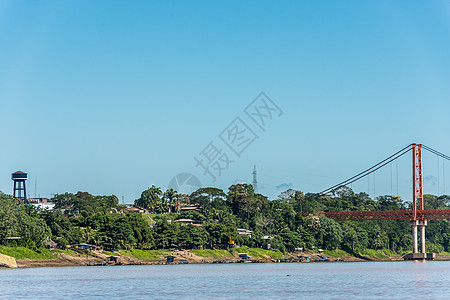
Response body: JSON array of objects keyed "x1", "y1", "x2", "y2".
[
  {"x1": 126, "y1": 206, "x2": 148, "y2": 213},
  {"x1": 107, "y1": 256, "x2": 122, "y2": 265},
  {"x1": 175, "y1": 219, "x2": 195, "y2": 225},
  {"x1": 180, "y1": 205, "x2": 203, "y2": 212},
  {"x1": 69, "y1": 243, "x2": 100, "y2": 251},
  {"x1": 262, "y1": 236, "x2": 274, "y2": 249},
  {"x1": 238, "y1": 253, "x2": 251, "y2": 260},
  {"x1": 237, "y1": 229, "x2": 252, "y2": 237}
]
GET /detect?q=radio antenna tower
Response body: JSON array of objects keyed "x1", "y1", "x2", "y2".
[{"x1": 253, "y1": 165, "x2": 258, "y2": 193}]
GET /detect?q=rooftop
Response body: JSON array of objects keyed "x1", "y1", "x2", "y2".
[{"x1": 12, "y1": 171, "x2": 26, "y2": 174}]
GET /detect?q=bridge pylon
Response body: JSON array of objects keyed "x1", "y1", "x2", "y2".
[
  {"x1": 412, "y1": 143, "x2": 423, "y2": 220},
  {"x1": 411, "y1": 144, "x2": 426, "y2": 255}
]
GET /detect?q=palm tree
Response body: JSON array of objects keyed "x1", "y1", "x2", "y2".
[{"x1": 164, "y1": 189, "x2": 178, "y2": 214}]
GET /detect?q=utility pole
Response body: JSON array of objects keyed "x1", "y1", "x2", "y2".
[{"x1": 253, "y1": 165, "x2": 258, "y2": 193}]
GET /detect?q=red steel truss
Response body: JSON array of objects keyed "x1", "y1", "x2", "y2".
[
  {"x1": 300, "y1": 210, "x2": 450, "y2": 221},
  {"x1": 412, "y1": 143, "x2": 424, "y2": 220}
]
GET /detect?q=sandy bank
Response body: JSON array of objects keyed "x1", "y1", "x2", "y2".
[{"x1": 14, "y1": 249, "x2": 435, "y2": 268}]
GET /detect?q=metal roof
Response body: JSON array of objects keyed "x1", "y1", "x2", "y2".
[{"x1": 12, "y1": 171, "x2": 27, "y2": 174}]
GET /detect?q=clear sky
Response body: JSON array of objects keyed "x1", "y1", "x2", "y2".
[{"x1": 1, "y1": 0, "x2": 449, "y2": 203}]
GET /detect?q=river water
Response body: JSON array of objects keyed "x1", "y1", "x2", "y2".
[{"x1": 1, "y1": 261, "x2": 449, "y2": 299}]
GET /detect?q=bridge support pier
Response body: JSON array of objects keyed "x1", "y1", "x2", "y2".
[
  {"x1": 419, "y1": 220, "x2": 427, "y2": 254},
  {"x1": 410, "y1": 219, "x2": 427, "y2": 256},
  {"x1": 410, "y1": 220, "x2": 418, "y2": 253}
]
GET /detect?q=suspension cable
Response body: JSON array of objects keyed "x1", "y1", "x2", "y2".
[
  {"x1": 438, "y1": 155, "x2": 440, "y2": 196},
  {"x1": 444, "y1": 158, "x2": 446, "y2": 195},
  {"x1": 422, "y1": 145, "x2": 450, "y2": 161},
  {"x1": 321, "y1": 144, "x2": 412, "y2": 194},
  {"x1": 390, "y1": 162, "x2": 393, "y2": 196},
  {"x1": 423, "y1": 144, "x2": 450, "y2": 196},
  {"x1": 396, "y1": 159, "x2": 399, "y2": 195}
]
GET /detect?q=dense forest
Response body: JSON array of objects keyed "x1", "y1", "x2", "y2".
[{"x1": 1, "y1": 185, "x2": 449, "y2": 255}]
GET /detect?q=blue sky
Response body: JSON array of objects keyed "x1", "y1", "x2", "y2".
[{"x1": 1, "y1": 0, "x2": 449, "y2": 203}]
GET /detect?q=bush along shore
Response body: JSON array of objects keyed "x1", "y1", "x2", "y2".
[{"x1": 1, "y1": 185, "x2": 450, "y2": 268}]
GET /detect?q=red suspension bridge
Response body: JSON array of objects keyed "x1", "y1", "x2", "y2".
[{"x1": 302, "y1": 143, "x2": 450, "y2": 258}]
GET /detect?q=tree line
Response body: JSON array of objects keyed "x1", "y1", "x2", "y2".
[{"x1": 0, "y1": 185, "x2": 449, "y2": 254}]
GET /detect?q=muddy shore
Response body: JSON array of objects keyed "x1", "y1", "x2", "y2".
[{"x1": 15, "y1": 250, "x2": 447, "y2": 269}]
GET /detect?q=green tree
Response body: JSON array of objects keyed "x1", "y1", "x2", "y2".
[
  {"x1": 203, "y1": 222, "x2": 232, "y2": 248},
  {"x1": 318, "y1": 216, "x2": 343, "y2": 250},
  {"x1": 153, "y1": 216, "x2": 180, "y2": 249},
  {"x1": 99, "y1": 215, "x2": 136, "y2": 250},
  {"x1": 0, "y1": 196, "x2": 51, "y2": 247},
  {"x1": 227, "y1": 184, "x2": 268, "y2": 221},
  {"x1": 191, "y1": 187, "x2": 227, "y2": 206},
  {"x1": 126, "y1": 213, "x2": 155, "y2": 249},
  {"x1": 52, "y1": 192, "x2": 119, "y2": 216},
  {"x1": 135, "y1": 186, "x2": 163, "y2": 212},
  {"x1": 178, "y1": 225, "x2": 209, "y2": 249}
]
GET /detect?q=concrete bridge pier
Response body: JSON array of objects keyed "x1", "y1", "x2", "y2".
[
  {"x1": 419, "y1": 220, "x2": 427, "y2": 254},
  {"x1": 409, "y1": 219, "x2": 428, "y2": 260},
  {"x1": 410, "y1": 220, "x2": 419, "y2": 253}
]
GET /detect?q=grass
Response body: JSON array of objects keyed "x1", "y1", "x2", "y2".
[
  {"x1": 51, "y1": 249, "x2": 79, "y2": 256},
  {"x1": 323, "y1": 249, "x2": 396, "y2": 259},
  {"x1": 0, "y1": 246, "x2": 55, "y2": 259},
  {"x1": 259, "y1": 249, "x2": 284, "y2": 259},
  {"x1": 380, "y1": 249, "x2": 394, "y2": 256},
  {"x1": 323, "y1": 249, "x2": 351, "y2": 258},
  {"x1": 190, "y1": 248, "x2": 284, "y2": 259},
  {"x1": 231, "y1": 247, "x2": 284, "y2": 259},
  {"x1": 358, "y1": 249, "x2": 386, "y2": 258},
  {"x1": 191, "y1": 249, "x2": 232, "y2": 259},
  {"x1": 3, "y1": 245, "x2": 422, "y2": 262},
  {"x1": 118, "y1": 249, "x2": 165, "y2": 261},
  {"x1": 216, "y1": 249, "x2": 234, "y2": 257},
  {"x1": 250, "y1": 248, "x2": 284, "y2": 259}
]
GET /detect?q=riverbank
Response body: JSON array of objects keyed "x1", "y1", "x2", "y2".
[
  {"x1": 13, "y1": 252, "x2": 359, "y2": 268},
  {"x1": 2, "y1": 247, "x2": 449, "y2": 268}
]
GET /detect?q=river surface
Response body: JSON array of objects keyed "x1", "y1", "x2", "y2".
[{"x1": 1, "y1": 261, "x2": 449, "y2": 299}]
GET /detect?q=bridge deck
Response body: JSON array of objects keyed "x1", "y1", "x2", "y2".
[{"x1": 300, "y1": 210, "x2": 450, "y2": 221}]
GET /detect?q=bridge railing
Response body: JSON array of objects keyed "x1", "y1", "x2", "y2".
[{"x1": 299, "y1": 210, "x2": 450, "y2": 221}]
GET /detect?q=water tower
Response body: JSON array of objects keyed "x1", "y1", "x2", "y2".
[{"x1": 12, "y1": 171, "x2": 28, "y2": 199}]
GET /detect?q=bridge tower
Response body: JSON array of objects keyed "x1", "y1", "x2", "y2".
[
  {"x1": 12, "y1": 171, "x2": 28, "y2": 200},
  {"x1": 410, "y1": 144, "x2": 426, "y2": 255}
]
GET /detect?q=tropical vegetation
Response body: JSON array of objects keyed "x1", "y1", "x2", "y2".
[{"x1": 0, "y1": 185, "x2": 449, "y2": 257}]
